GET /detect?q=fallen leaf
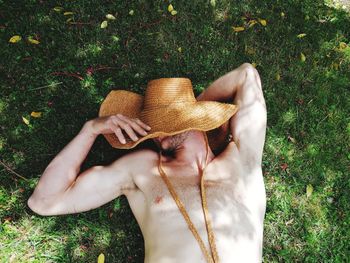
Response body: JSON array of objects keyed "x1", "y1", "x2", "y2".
[
  {"x1": 281, "y1": 12, "x2": 285, "y2": 17},
  {"x1": 297, "y1": 33, "x2": 307, "y2": 38},
  {"x1": 327, "y1": 197, "x2": 334, "y2": 203},
  {"x1": 300, "y1": 52, "x2": 306, "y2": 62},
  {"x1": 178, "y1": 47, "x2": 182, "y2": 52},
  {"x1": 248, "y1": 19, "x2": 257, "y2": 28},
  {"x1": 106, "y1": 14, "x2": 116, "y2": 20},
  {"x1": 232, "y1": 26, "x2": 245, "y2": 32},
  {"x1": 28, "y1": 37, "x2": 40, "y2": 44},
  {"x1": 53, "y1": 7, "x2": 63, "y2": 12},
  {"x1": 9, "y1": 35, "x2": 22, "y2": 43},
  {"x1": 22, "y1": 116, "x2": 30, "y2": 125},
  {"x1": 276, "y1": 73, "x2": 281, "y2": 81},
  {"x1": 258, "y1": 18, "x2": 267, "y2": 26},
  {"x1": 306, "y1": 184, "x2": 313, "y2": 198},
  {"x1": 30, "y1": 111, "x2": 42, "y2": 118},
  {"x1": 129, "y1": 10, "x2": 134, "y2": 15},
  {"x1": 280, "y1": 163, "x2": 288, "y2": 171},
  {"x1": 251, "y1": 62, "x2": 257, "y2": 68},
  {"x1": 97, "y1": 253, "x2": 105, "y2": 263},
  {"x1": 285, "y1": 218, "x2": 294, "y2": 225},
  {"x1": 171, "y1": 10, "x2": 177, "y2": 16},
  {"x1": 63, "y1": 12, "x2": 74, "y2": 16},
  {"x1": 100, "y1": 20, "x2": 108, "y2": 29},
  {"x1": 210, "y1": 0, "x2": 216, "y2": 7},
  {"x1": 245, "y1": 46, "x2": 256, "y2": 54},
  {"x1": 287, "y1": 135, "x2": 296, "y2": 143},
  {"x1": 66, "y1": 18, "x2": 73, "y2": 23},
  {"x1": 339, "y1": 42, "x2": 347, "y2": 49},
  {"x1": 168, "y1": 4, "x2": 174, "y2": 12},
  {"x1": 331, "y1": 62, "x2": 339, "y2": 70}
]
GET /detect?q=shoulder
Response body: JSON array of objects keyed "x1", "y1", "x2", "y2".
[{"x1": 110, "y1": 148, "x2": 159, "y2": 173}]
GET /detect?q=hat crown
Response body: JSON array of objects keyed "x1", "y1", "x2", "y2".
[{"x1": 143, "y1": 78, "x2": 196, "y2": 110}]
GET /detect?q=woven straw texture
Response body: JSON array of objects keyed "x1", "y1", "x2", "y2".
[{"x1": 99, "y1": 78, "x2": 238, "y2": 151}]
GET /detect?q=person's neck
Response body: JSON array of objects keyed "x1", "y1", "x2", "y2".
[{"x1": 161, "y1": 132, "x2": 215, "y2": 171}]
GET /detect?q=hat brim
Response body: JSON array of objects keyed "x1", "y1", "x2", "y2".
[{"x1": 99, "y1": 90, "x2": 238, "y2": 150}]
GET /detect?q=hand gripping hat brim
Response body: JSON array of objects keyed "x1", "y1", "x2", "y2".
[{"x1": 98, "y1": 78, "x2": 239, "y2": 151}]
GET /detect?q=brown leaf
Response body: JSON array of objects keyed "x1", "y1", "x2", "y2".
[{"x1": 280, "y1": 163, "x2": 288, "y2": 171}]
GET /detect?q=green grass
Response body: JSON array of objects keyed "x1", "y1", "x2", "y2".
[{"x1": 1, "y1": 0, "x2": 349, "y2": 262}]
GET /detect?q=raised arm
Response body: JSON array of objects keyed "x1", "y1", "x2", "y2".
[
  {"x1": 197, "y1": 63, "x2": 267, "y2": 167},
  {"x1": 27, "y1": 114, "x2": 151, "y2": 216}
]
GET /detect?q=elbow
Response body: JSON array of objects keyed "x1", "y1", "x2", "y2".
[{"x1": 27, "y1": 197, "x2": 54, "y2": 216}]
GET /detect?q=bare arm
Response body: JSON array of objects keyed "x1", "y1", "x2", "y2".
[
  {"x1": 197, "y1": 63, "x2": 267, "y2": 166},
  {"x1": 27, "y1": 121, "x2": 97, "y2": 206},
  {"x1": 27, "y1": 115, "x2": 151, "y2": 216}
]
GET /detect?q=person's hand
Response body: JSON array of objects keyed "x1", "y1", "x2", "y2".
[{"x1": 89, "y1": 114, "x2": 151, "y2": 144}]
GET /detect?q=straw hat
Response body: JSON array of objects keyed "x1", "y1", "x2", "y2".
[{"x1": 98, "y1": 78, "x2": 238, "y2": 152}]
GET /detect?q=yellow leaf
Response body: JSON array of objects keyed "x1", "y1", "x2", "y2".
[
  {"x1": 28, "y1": 37, "x2": 40, "y2": 44},
  {"x1": 276, "y1": 73, "x2": 281, "y2": 81},
  {"x1": 300, "y1": 52, "x2": 306, "y2": 62},
  {"x1": 258, "y1": 19, "x2": 267, "y2": 26},
  {"x1": 245, "y1": 46, "x2": 256, "y2": 55},
  {"x1": 106, "y1": 14, "x2": 116, "y2": 20},
  {"x1": 30, "y1": 111, "x2": 42, "y2": 118},
  {"x1": 9, "y1": 35, "x2": 22, "y2": 43},
  {"x1": 178, "y1": 47, "x2": 182, "y2": 52},
  {"x1": 297, "y1": 33, "x2": 307, "y2": 38},
  {"x1": 171, "y1": 10, "x2": 177, "y2": 16},
  {"x1": 63, "y1": 12, "x2": 74, "y2": 16},
  {"x1": 248, "y1": 20, "x2": 257, "y2": 28},
  {"x1": 210, "y1": 0, "x2": 216, "y2": 7},
  {"x1": 168, "y1": 4, "x2": 174, "y2": 12},
  {"x1": 339, "y1": 42, "x2": 347, "y2": 49},
  {"x1": 281, "y1": 12, "x2": 285, "y2": 17},
  {"x1": 306, "y1": 184, "x2": 313, "y2": 198},
  {"x1": 331, "y1": 62, "x2": 339, "y2": 70},
  {"x1": 129, "y1": 10, "x2": 134, "y2": 15},
  {"x1": 232, "y1": 26, "x2": 245, "y2": 32},
  {"x1": 66, "y1": 18, "x2": 73, "y2": 23},
  {"x1": 22, "y1": 116, "x2": 30, "y2": 125},
  {"x1": 251, "y1": 62, "x2": 257, "y2": 68},
  {"x1": 97, "y1": 253, "x2": 105, "y2": 263},
  {"x1": 53, "y1": 7, "x2": 63, "y2": 12},
  {"x1": 100, "y1": 20, "x2": 108, "y2": 29}
]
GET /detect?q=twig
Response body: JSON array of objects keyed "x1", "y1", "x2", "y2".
[
  {"x1": 0, "y1": 159, "x2": 28, "y2": 181},
  {"x1": 28, "y1": 82, "x2": 63, "y2": 91},
  {"x1": 51, "y1": 72, "x2": 83, "y2": 80},
  {"x1": 68, "y1": 22, "x2": 93, "y2": 25}
]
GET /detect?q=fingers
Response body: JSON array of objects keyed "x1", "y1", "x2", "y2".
[
  {"x1": 110, "y1": 114, "x2": 151, "y2": 144},
  {"x1": 110, "y1": 126, "x2": 126, "y2": 144},
  {"x1": 118, "y1": 115, "x2": 151, "y2": 137},
  {"x1": 134, "y1": 118, "x2": 152, "y2": 131}
]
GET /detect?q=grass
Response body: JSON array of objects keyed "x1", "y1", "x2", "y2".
[{"x1": 0, "y1": 0, "x2": 349, "y2": 262}]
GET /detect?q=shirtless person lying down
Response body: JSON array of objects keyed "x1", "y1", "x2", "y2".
[{"x1": 27, "y1": 63, "x2": 267, "y2": 263}]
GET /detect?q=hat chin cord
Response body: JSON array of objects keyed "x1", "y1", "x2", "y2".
[{"x1": 157, "y1": 131, "x2": 219, "y2": 263}]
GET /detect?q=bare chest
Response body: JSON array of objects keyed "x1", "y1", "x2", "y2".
[
  {"x1": 127, "y1": 163, "x2": 265, "y2": 262},
  {"x1": 130, "y1": 162, "x2": 263, "y2": 231}
]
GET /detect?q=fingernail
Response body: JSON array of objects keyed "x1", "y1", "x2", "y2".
[
  {"x1": 147, "y1": 126, "x2": 151, "y2": 130},
  {"x1": 121, "y1": 140, "x2": 126, "y2": 144},
  {"x1": 142, "y1": 131, "x2": 148, "y2": 135},
  {"x1": 133, "y1": 136, "x2": 138, "y2": 141}
]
